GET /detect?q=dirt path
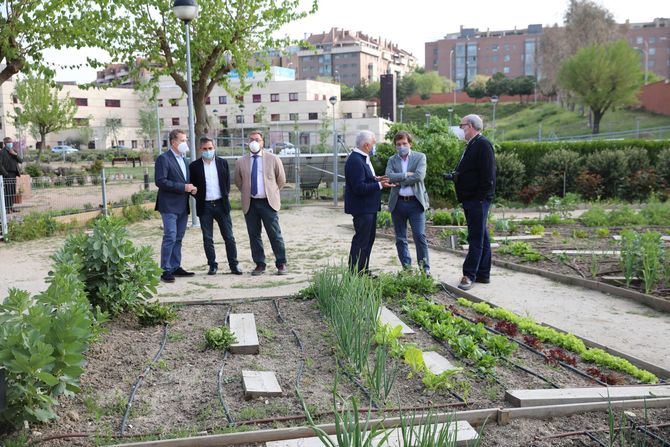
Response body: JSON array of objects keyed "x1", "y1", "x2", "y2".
[{"x1": 1, "y1": 203, "x2": 669, "y2": 372}]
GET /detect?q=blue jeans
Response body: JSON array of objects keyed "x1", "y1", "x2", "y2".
[
  {"x1": 200, "y1": 200, "x2": 238, "y2": 269},
  {"x1": 160, "y1": 211, "x2": 188, "y2": 274},
  {"x1": 392, "y1": 197, "x2": 429, "y2": 271},
  {"x1": 462, "y1": 200, "x2": 491, "y2": 281},
  {"x1": 244, "y1": 198, "x2": 286, "y2": 267},
  {"x1": 349, "y1": 213, "x2": 376, "y2": 273}
]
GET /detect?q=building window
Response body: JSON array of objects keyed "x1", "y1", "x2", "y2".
[
  {"x1": 491, "y1": 55, "x2": 499, "y2": 63},
  {"x1": 289, "y1": 113, "x2": 299, "y2": 121},
  {"x1": 271, "y1": 93, "x2": 279, "y2": 102},
  {"x1": 504, "y1": 44, "x2": 510, "y2": 52},
  {"x1": 504, "y1": 54, "x2": 511, "y2": 62},
  {"x1": 105, "y1": 99, "x2": 121, "y2": 107},
  {"x1": 271, "y1": 114, "x2": 280, "y2": 122},
  {"x1": 74, "y1": 98, "x2": 88, "y2": 106},
  {"x1": 118, "y1": 140, "x2": 125, "y2": 147},
  {"x1": 219, "y1": 116, "x2": 228, "y2": 126},
  {"x1": 636, "y1": 36, "x2": 643, "y2": 44},
  {"x1": 205, "y1": 96, "x2": 211, "y2": 105},
  {"x1": 253, "y1": 114, "x2": 261, "y2": 123},
  {"x1": 308, "y1": 112, "x2": 318, "y2": 120},
  {"x1": 289, "y1": 92, "x2": 298, "y2": 101},
  {"x1": 253, "y1": 94, "x2": 261, "y2": 103},
  {"x1": 74, "y1": 118, "x2": 89, "y2": 126},
  {"x1": 649, "y1": 48, "x2": 656, "y2": 55},
  {"x1": 131, "y1": 140, "x2": 138, "y2": 149},
  {"x1": 169, "y1": 98, "x2": 179, "y2": 107},
  {"x1": 491, "y1": 44, "x2": 499, "y2": 52},
  {"x1": 649, "y1": 37, "x2": 656, "y2": 44},
  {"x1": 503, "y1": 66, "x2": 510, "y2": 74},
  {"x1": 158, "y1": 99, "x2": 164, "y2": 107},
  {"x1": 218, "y1": 95, "x2": 227, "y2": 104},
  {"x1": 236, "y1": 115, "x2": 244, "y2": 124},
  {"x1": 12, "y1": 95, "x2": 18, "y2": 104},
  {"x1": 344, "y1": 112, "x2": 353, "y2": 119},
  {"x1": 172, "y1": 117, "x2": 180, "y2": 125}
]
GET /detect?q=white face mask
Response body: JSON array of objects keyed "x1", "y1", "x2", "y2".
[
  {"x1": 451, "y1": 126, "x2": 465, "y2": 141},
  {"x1": 249, "y1": 141, "x2": 261, "y2": 153},
  {"x1": 177, "y1": 142, "x2": 189, "y2": 155}
]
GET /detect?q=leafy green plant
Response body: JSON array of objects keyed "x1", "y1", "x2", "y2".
[
  {"x1": 376, "y1": 210, "x2": 392, "y2": 229},
  {"x1": 135, "y1": 301, "x2": 178, "y2": 326},
  {"x1": 55, "y1": 216, "x2": 162, "y2": 317},
  {"x1": 619, "y1": 230, "x2": 638, "y2": 287},
  {"x1": 377, "y1": 271, "x2": 436, "y2": 302},
  {"x1": 431, "y1": 210, "x2": 452, "y2": 226},
  {"x1": 580, "y1": 206, "x2": 608, "y2": 227},
  {"x1": 639, "y1": 231, "x2": 663, "y2": 294},
  {"x1": 498, "y1": 241, "x2": 542, "y2": 262},
  {"x1": 640, "y1": 195, "x2": 670, "y2": 226},
  {"x1": 529, "y1": 224, "x2": 545, "y2": 236},
  {"x1": 451, "y1": 209, "x2": 466, "y2": 226},
  {"x1": 6, "y1": 212, "x2": 70, "y2": 242},
  {"x1": 607, "y1": 206, "x2": 645, "y2": 226},
  {"x1": 204, "y1": 325, "x2": 237, "y2": 350},
  {"x1": 595, "y1": 228, "x2": 610, "y2": 238},
  {"x1": 572, "y1": 229, "x2": 588, "y2": 239},
  {"x1": 365, "y1": 345, "x2": 398, "y2": 404},
  {"x1": 121, "y1": 204, "x2": 156, "y2": 223}
]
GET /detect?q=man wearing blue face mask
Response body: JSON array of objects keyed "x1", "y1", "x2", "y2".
[
  {"x1": 155, "y1": 129, "x2": 198, "y2": 283},
  {"x1": 189, "y1": 137, "x2": 241, "y2": 276},
  {"x1": 1, "y1": 136, "x2": 23, "y2": 214},
  {"x1": 385, "y1": 131, "x2": 430, "y2": 276}
]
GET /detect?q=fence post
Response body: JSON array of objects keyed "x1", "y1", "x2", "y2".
[
  {"x1": 0, "y1": 176, "x2": 7, "y2": 239},
  {"x1": 294, "y1": 130, "x2": 301, "y2": 206},
  {"x1": 101, "y1": 168, "x2": 108, "y2": 217},
  {"x1": 144, "y1": 168, "x2": 150, "y2": 190}
]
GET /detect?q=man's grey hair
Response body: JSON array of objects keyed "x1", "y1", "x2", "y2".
[
  {"x1": 355, "y1": 130, "x2": 375, "y2": 149},
  {"x1": 463, "y1": 114, "x2": 484, "y2": 131}
]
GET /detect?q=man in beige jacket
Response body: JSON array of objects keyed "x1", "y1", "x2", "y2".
[{"x1": 234, "y1": 130, "x2": 288, "y2": 275}]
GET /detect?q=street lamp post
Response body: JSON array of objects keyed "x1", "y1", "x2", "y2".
[
  {"x1": 447, "y1": 107, "x2": 453, "y2": 126},
  {"x1": 425, "y1": 112, "x2": 431, "y2": 126},
  {"x1": 329, "y1": 95, "x2": 338, "y2": 206},
  {"x1": 173, "y1": 0, "x2": 199, "y2": 228},
  {"x1": 634, "y1": 41, "x2": 649, "y2": 85},
  {"x1": 155, "y1": 100, "x2": 161, "y2": 157},
  {"x1": 398, "y1": 101, "x2": 404, "y2": 123},
  {"x1": 449, "y1": 49, "x2": 455, "y2": 105},
  {"x1": 490, "y1": 95, "x2": 499, "y2": 140},
  {"x1": 212, "y1": 109, "x2": 218, "y2": 148}
]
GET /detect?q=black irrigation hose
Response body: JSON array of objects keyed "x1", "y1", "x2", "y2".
[
  {"x1": 337, "y1": 358, "x2": 380, "y2": 410},
  {"x1": 631, "y1": 422, "x2": 670, "y2": 447},
  {"x1": 119, "y1": 323, "x2": 169, "y2": 436},
  {"x1": 217, "y1": 306, "x2": 236, "y2": 426},
  {"x1": 272, "y1": 299, "x2": 306, "y2": 390},
  {"x1": 584, "y1": 431, "x2": 608, "y2": 447},
  {"x1": 438, "y1": 283, "x2": 608, "y2": 387},
  {"x1": 273, "y1": 298, "x2": 285, "y2": 324},
  {"x1": 501, "y1": 357, "x2": 560, "y2": 389}
]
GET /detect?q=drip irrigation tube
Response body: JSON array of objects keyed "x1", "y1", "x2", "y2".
[
  {"x1": 501, "y1": 357, "x2": 560, "y2": 389},
  {"x1": 337, "y1": 358, "x2": 380, "y2": 409},
  {"x1": 631, "y1": 421, "x2": 670, "y2": 446},
  {"x1": 119, "y1": 323, "x2": 169, "y2": 436},
  {"x1": 584, "y1": 431, "x2": 608, "y2": 446},
  {"x1": 217, "y1": 306, "x2": 235, "y2": 426},
  {"x1": 438, "y1": 283, "x2": 608, "y2": 387},
  {"x1": 272, "y1": 299, "x2": 306, "y2": 390}
]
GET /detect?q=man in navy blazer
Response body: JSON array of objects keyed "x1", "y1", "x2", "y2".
[
  {"x1": 155, "y1": 129, "x2": 198, "y2": 283},
  {"x1": 188, "y1": 137, "x2": 241, "y2": 276},
  {"x1": 344, "y1": 130, "x2": 393, "y2": 273}
]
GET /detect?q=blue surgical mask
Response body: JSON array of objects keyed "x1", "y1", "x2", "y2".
[
  {"x1": 5, "y1": 143, "x2": 13, "y2": 150},
  {"x1": 370, "y1": 144, "x2": 377, "y2": 157},
  {"x1": 396, "y1": 146, "x2": 409, "y2": 157},
  {"x1": 201, "y1": 149, "x2": 215, "y2": 160}
]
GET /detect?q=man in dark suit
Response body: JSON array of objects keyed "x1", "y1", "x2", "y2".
[
  {"x1": 189, "y1": 137, "x2": 241, "y2": 276},
  {"x1": 454, "y1": 114, "x2": 496, "y2": 290},
  {"x1": 344, "y1": 130, "x2": 393, "y2": 274},
  {"x1": 155, "y1": 129, "x2": 197, "y2": 283},
  {"x1": 0, "y1": 137, "x2": 23, "y2": 214}
]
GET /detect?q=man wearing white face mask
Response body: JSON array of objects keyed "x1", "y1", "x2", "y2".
[
  {"x1": 155, "y1": 129, "x2": 198, "y2": 283},
  {"x1": 0, "y1": 136, "x2": 22, "y2": 214},
  {"x1": 385, "y1": 131, "x2": 430, "y2": 276},
  {"x1": 234, "y1": 130, "x2": 288, "y2": 276}
]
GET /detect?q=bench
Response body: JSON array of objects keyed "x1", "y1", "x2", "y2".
[{"x1": 111, "y1": 157, "x2": 142, "y2": 167}]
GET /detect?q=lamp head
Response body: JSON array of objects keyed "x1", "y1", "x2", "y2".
[
  {"x1": 173, "y1": 0, "x2": 198, "y2": 22},
  {"x1": 329, "y1": 96, "x2": 337, "y2": 106},
  {"x1": 491, "y1": 95, "x2": 499, "y2": 104},
  {"x1": 398, "y1": 101, "x2": 404, "y2": 109}
]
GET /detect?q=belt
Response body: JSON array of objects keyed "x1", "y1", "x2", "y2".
[
  {"x1": 250, "y1": 197, "x2": 267, "y2": 201},
  {"x1": 399, "y1": 195, "x2": 416, "y2": 201},
  {"x1": 205, "y1": 198, "x2": 223, "y2": 203}
]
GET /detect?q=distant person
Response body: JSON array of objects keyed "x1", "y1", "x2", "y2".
[
  {"x1": 155, "y1": 129, "x2": 197, "y2": 283},
  {"x1": 0, "y1": 137, "x2": 23, "y2": 214},
  {"x1": 234, "y1": 130, "x2": 288, "y2": 276},
  {"x1": 385, "y1": 131, "x2": 430, "y2": 276},
  {"x1": 344, "y1": 130, "x2": 393, "y2": 274},
  {"x1": 189, "y1": 137, "x2": 242, "y2": 276},
  {"x1": 451, "y1": 114, "x2": 496, "y2": 290}
]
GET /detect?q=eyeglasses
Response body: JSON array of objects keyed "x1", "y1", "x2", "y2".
[{"x1": 458, "y1": 123, "x2": 470, "y2": 129}]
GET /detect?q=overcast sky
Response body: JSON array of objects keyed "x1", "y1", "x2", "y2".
[{"x1": 51, "y1": 0, "x2": 668, "y2": 83}]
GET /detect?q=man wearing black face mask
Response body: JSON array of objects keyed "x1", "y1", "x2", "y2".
[
  {"x1": 0, "y1": 137, "x2": 23, "y2": 214},
  {"x1": 454, "y1": 114, "x2": 496, "y2": 291}
]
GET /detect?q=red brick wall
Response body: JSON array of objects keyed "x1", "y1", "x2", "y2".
[{"x1": 638, "y1": 80, "x2": 670, "y2": 116}]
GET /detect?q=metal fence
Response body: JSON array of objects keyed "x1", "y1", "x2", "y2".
[{"x1": 533, "y1": 125, "x2": 670, "y2": 142}]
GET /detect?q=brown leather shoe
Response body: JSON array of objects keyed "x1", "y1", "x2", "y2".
[
  {"x1": 277, "y1": 264, "x2": 287, "y2": 275},
  {"x1": 457, "y1": 276, "x2": 474, "y2": 290},
  {"x1": 251, "y1": 264, "x2": 266, "y2": 276}
]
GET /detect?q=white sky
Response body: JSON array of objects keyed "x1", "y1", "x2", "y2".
[{"x1": 51, "y1": 0, "x2": 668, "y2": 83}]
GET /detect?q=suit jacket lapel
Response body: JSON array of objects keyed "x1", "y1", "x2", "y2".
[{"x1": 169, "y1": 151, "x2": 186, "y2": 182}]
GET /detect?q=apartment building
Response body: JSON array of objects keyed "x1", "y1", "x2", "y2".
[
  {"x1": 426, "y1": 18, "x2": 670, "y2": 89},
  {"x1": 298, "y1": 28, "x2": 417, "y2": 87}
]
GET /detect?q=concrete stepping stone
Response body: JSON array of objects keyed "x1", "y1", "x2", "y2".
[
  {"x1": 379, "y1": 306, "x2": 414, "y2": 335},
  {"x1": 266, "y1": 420, "x2": 478, "y2": 446},
  {"x1": 422, "y1": 351, "x2": 458, "y2": 375},
  {"x1": 461, "y1": 243, "x2": 500, "y2": 250},
  {"x1": 551, "y1": 250, "x2": 620, "y2": 256},
  {"x1": 506, "y1": 385, "x2": 670, "y2": 407},
  {"x1": 494, "y1": 235, "x2": 543, "y2": 241},
  {"x1": 242, "y1": 370, "x2": 282, "y2": 399},
  {"x1": 229, "y1": 313, "x2": 260, "y2": 354}
]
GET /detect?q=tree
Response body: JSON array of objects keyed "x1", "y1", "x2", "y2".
[
  {"x1": 397, "y1": 73, "x2": 418, "y2": 102},
  {"x1": 464, "y1": 75, "x2": 489, "y2": 104},
  {"x1": 12, "y1": 76, "x2": 77, "y2": 157},
  {"x1": 341, "y1": 80, "x2": 380, "y2": 101},
  {"x1": 558, "y1": 40, "x2": 642, "y2": 134},
  {"x1": 485, "y1": 72, "x2": 511, "y2": 98},
  {"x1": 94, "y1": 0, "x2": 316, "y2": 138},
  {"x1": 0, "y1": 0, "x2": 107, "y2": 85},
  {"x1": 413, "y1": 71, "x2": 452, "y2": 100},
  {"x1": 105, "y1": 118, "x2": 122, "y2": 147},
  {"x1": 139, "y1": 107, "x2": 158, "y2": 148},
  {"x1": 509, "y1": 76, "x2": 536, "y2": 103}
]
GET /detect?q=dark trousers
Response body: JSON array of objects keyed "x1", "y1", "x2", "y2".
[
  {"x1": 2, "y1": 176, "x2": 16, "y2": 212},
  {"x1": 462, "y1": 200, "x2": 491, "y2": 281},
  {"x1": 349, "y1": 213, "x2": 377, "y2": 273},
  {"x1": 200, "y1": 199, "x2": 238, "y2": 269},
  {"x1": 244, "y1": 198, "x2": 286, "y2": 267}
]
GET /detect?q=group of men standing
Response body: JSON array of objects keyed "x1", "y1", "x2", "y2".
[
  {"x1": 154, "y1": 129, "x2": 286, "y2": 283},
  {"x1": 155, "y1": 112, "x2": 496, "y2": 291},
  {"x1": 0, "y1": 137, "x2": 22, "y2": 215}
]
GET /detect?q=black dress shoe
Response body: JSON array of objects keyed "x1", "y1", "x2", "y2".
[
  {"x1": 251, "y1": 264, "x2": 266, "y2": 276},
  {"x1": 230, "y1": 266, "x2": 243, "y2": 275},
  {"x1": 173, "y1": 267, "x2": 195, "y2": 277},
  {"x1": 475, "y1": 277, "x2": 490, "y2": 284},
  {"x1": 161, "y1": 273, "x2": 175, "y2": 283},
  {"x1": 207, "y1": 266, "x2": 218, "y2": 275}
]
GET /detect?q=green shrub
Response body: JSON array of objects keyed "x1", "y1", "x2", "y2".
[
  {"x1": 658, "y1": 148, "x2": 670, "y2": 186},
  {"x1": 640, "y1": 196, "x2": 670, "y2": 226},
  {"x1": 608, "y1": 206, "x2": 645, "y2": 226},
  {"x1": 0, "y1": 260, "x2": 106, "y2": 427},
  {"x1": 584, "y1": 150, "x2": 629, "y2": 198},
  {"x1": 130, "y1": 189, "x2": 158, "y2": 205},
  {"x1": 451, "y1": 209, "x2": 466, "y2": 226},
  {"x1": 57, "y1": 216, "x2": 161, "y2": 316},
  {"x1": 534, "y1": 149, "x2": 581, "y2": 198},
  {"x1": 580, "y1": 206, "x2": 609, "y2": 227},
  {"x1": 376, "y1": 210, "x2": 392, "y2": 228},
  {"x1": 530, "y1": 224, "x2": 545, "y2": 235},
  {"x1": 6, "y1": 213, "x2": 69, "y2": 242},
  {"x1": 495, "y1": 152, "x2": 525, "y2": 200},
  {"x1": 431, "y1": 210, "x2": 452, "y2": 225},
  {"x1": 626, "y1": 147, "x2": 650, "y2": 173},
  {"x1": 24, "y1": 163, "x2": 43, "y2": 178},
  {"x1": 122, "y1": 204, "x2": 156, "y2": 223}
]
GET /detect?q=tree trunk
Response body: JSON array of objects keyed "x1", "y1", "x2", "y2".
[
  {"x1": 194, "y1": 88, "x2": 209, "y2": 139},
  {"x1": 38, "y1": 133, "x2": 46, "y2": 160},
  {"x1": 592, "y1": 110, "x2": 603, "y2": 134}
]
